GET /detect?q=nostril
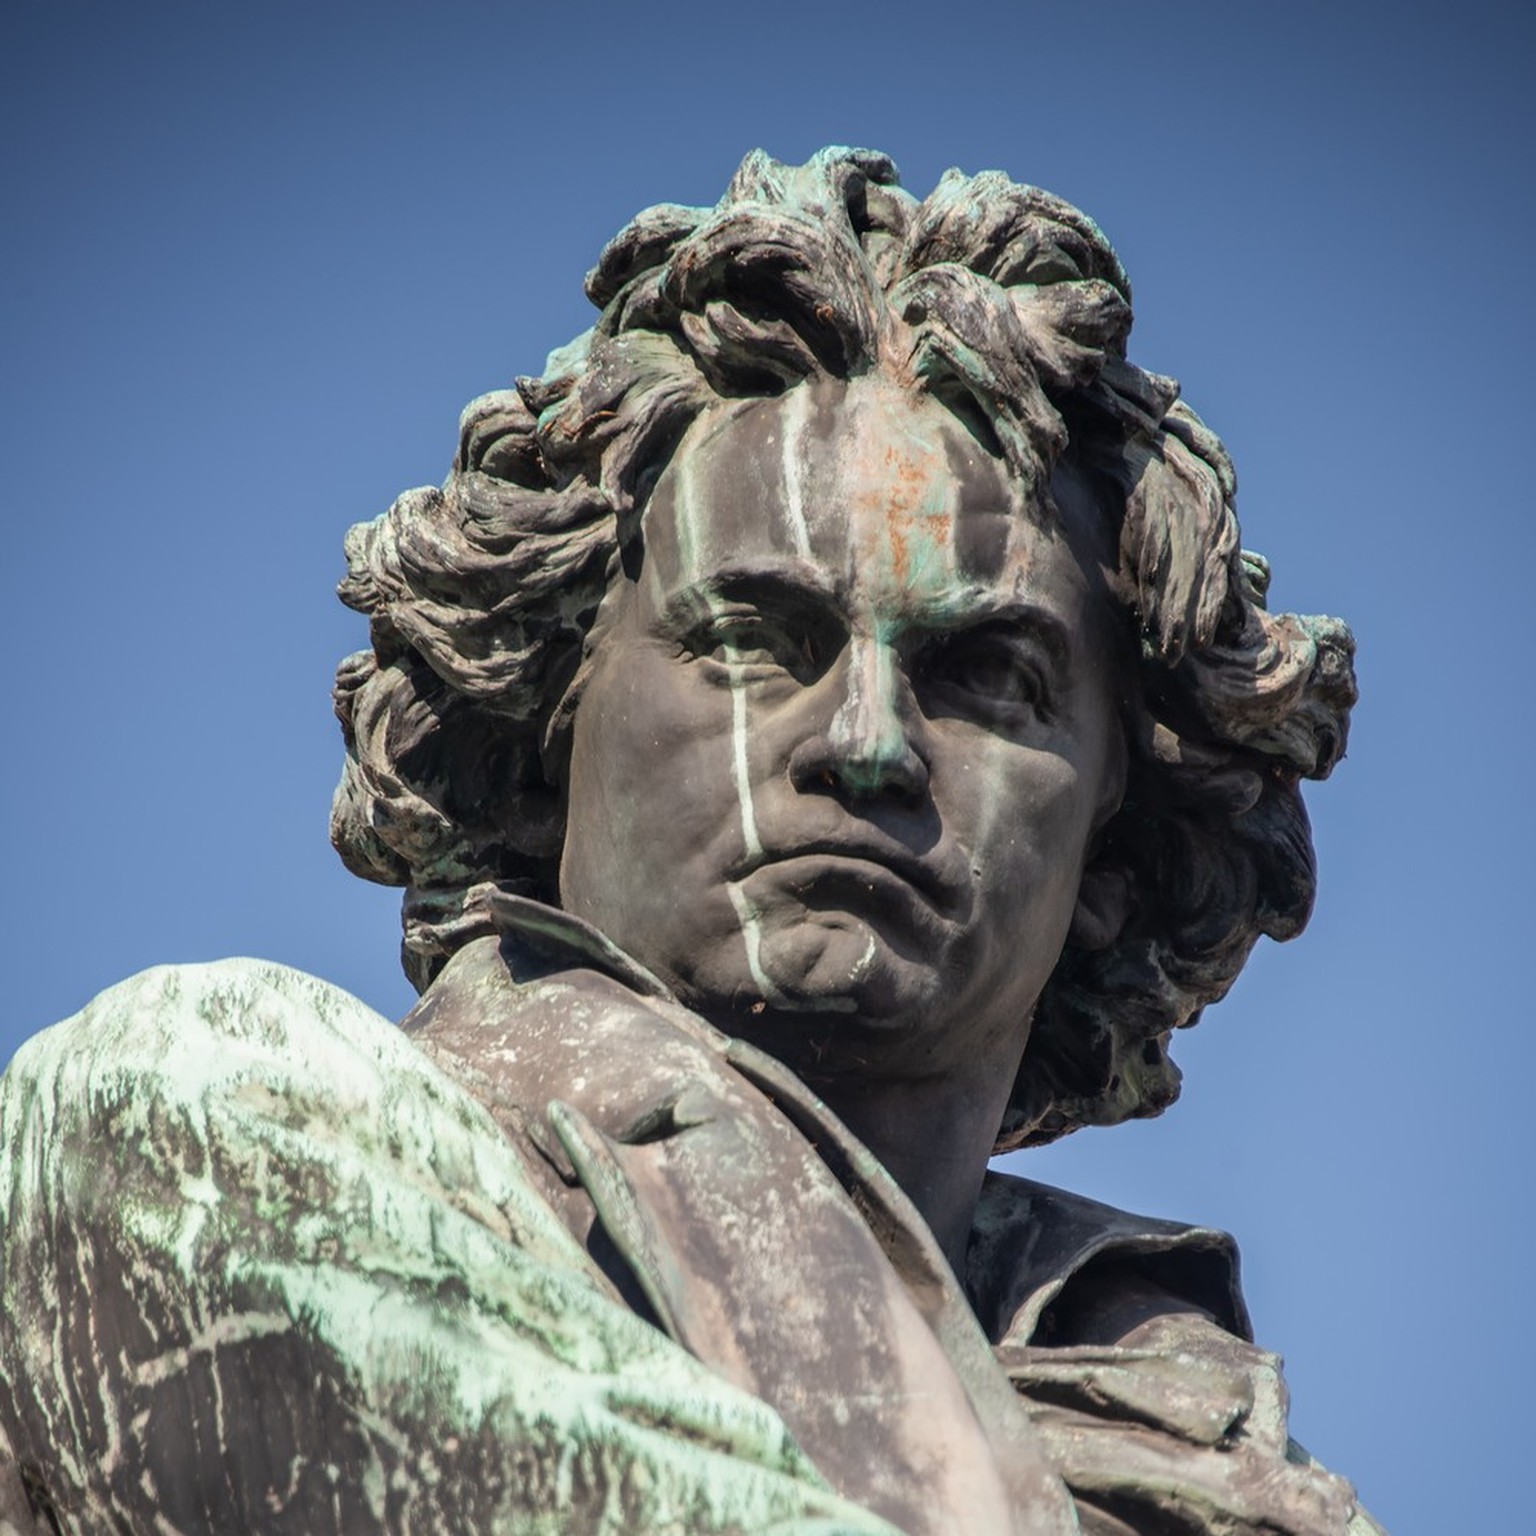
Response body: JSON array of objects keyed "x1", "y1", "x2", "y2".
[{"x1": 800, "y1": 744, "x2": 930, "y2": 804}]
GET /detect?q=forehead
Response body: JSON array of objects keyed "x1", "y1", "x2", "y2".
[{"x1": 641, "y1": 376, "x2": 1096, "y2": 627}]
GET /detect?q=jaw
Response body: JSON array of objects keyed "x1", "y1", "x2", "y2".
[{"x1": 681, "y1": 904, "x2": 1032, "y2": 1089}]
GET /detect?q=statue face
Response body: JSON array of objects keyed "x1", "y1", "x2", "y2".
[{"x1": 559, "y1": 375, "x2": 1126, "y2": 1083}]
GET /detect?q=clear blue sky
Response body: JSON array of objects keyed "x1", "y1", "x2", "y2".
[{"x1": 4, "y1": 3, "x2": 1531, "y2": 1530}]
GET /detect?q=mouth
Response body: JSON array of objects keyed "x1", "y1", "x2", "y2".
[{"x1": 738, "y1": 840, "x2": 965, "y2": 916}]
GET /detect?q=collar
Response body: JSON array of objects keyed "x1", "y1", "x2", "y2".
[{"x1": 481, "y1": 889, "x2": 1248, "y2": 1346}]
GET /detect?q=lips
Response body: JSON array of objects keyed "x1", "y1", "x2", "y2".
[{"x1": 739, "y1": 837, "x2": 968, "y2": 915}]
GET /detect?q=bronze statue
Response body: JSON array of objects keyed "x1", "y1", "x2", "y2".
[{"x1": 0, "y1": 148, "x2": 1377, "y2": 1534}]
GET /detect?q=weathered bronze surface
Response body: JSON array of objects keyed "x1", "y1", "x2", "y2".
[{"x1": 0, "y1": 148, "x2": 1376, "y2": 1533}]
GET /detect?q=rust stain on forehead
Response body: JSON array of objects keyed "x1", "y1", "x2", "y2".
[
  {"x1": 876, "y1": 440, "x2": 929, "y2": 591},
  {"x1": 834, "y1": 392, "x2": 963, "y2": 604},
  {"x1": 655, "y1": 374, "x2": 1042, "y2": 628}
]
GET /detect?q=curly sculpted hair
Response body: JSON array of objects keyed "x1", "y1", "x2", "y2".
[{"x1": 331, "y1": 147, "x2": 1356, "y2": 1151}]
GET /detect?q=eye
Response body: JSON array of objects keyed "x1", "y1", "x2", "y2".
[
  {"x1": 687, "y1": 610, "x2": 822, "y2": 682},
  {"x1": 920, "y1": 629, "x2": 1052, "y2": 721}
]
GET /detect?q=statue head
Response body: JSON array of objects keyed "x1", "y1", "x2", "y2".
[{"x1": 332, "y1": 147, "x2": 1355, "y2": 1149}]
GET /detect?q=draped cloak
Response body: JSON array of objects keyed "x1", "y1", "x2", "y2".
[{"x1": 0, "y1": 896, "x2": 1382, "y2": 1534}]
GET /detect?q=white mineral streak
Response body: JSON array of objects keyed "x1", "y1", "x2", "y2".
[
  {"x1": 132, "y1": 1312, "x2": 292, "y2": 1390},
  {"x1": 828, "y1": 633, "x2": 891, "y2": 770},
  {"x1": 722, "y1": 634, "x2": 801, "y2": 1010},
  {"x1": 778, "y1": 387, "x2": 814, "y2": 558},
  {"x1": 722, "y1": 636, "x2": 766, "y2": 867},
  {"x1": 672, "y1": 434, "x2": 795, "y2": 1011}
]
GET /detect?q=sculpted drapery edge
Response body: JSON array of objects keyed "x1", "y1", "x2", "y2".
[{"x1": 0, "y1": 932, "x2": 1378, "y2": 1532}]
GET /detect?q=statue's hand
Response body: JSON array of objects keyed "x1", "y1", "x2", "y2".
[{"x1": 999, "y1": 1300, "x2": 1374, "y2": 1536}]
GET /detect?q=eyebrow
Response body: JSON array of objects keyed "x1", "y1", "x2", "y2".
[
  {"x1": 659, "y1": 564, "x2": 1077, "y2": 660},
  {"x1": 657, "y1": 561, "x2": 843, "y2": 631},
  {"x1": 924, "y1": 597, "x2": 1075, "y2": 667}
]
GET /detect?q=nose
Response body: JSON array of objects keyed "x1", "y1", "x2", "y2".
[{"x1": 789, "y1": 634, "x2": 930, "y2": 803}]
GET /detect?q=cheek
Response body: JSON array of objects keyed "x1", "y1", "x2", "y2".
[
  {"x1": 946, "y1": 739, "x2": 1099, "y2": 897},
  {"x1": 560, "y1": 649, "x2": 759, "y2": 899}
]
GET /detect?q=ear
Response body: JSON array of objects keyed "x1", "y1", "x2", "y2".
[{"x1": 1069, "y1": 864, "x2": 1131, "y2": 951}]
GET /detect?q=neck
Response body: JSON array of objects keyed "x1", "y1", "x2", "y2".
[{"x1": 801, "y1": 1056, "x2": 1020, "y2": 1279}]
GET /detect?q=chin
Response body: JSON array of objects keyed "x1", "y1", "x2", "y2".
[
  {"x1": 770, "y1": 913, "x2": 921, "y2": 1004},
  {"x1": 686, "y1": 918, "x2": 950, "y2": 1069}
]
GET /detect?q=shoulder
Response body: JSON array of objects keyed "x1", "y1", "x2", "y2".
[
  {"x1": 0, "y1": 952, "x2": 466, "y2": 1148},
  {"x1": 0, "y1": 958, "x2": 895, "y2": 1534},
  {"x1": 5, "y1": 957, "x2": 398, "y2": 1084}
]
